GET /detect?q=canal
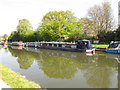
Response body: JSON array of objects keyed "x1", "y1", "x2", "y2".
[{"x1": 0, "y1": 45, "x2": 119, "y2": 88}]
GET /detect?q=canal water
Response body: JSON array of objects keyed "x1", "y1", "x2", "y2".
[{"x1": 0, "y1": 45, "x2": 119, "y2": 88}]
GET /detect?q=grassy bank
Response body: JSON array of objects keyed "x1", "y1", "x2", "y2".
[
  {"x1": 0, "y1": 64, "x2": 41, "y2": 88},
  {"x1": 92, "y1": 44, "x2": 109, "y2": 48}
]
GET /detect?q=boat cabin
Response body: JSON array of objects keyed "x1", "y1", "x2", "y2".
[
  {"x1": 108, "y1": 41, "x2": 120, "y2": 49},
  {"x1": 77, "y1": 40, "x2": 92, "y2": 50},
  {"x1": 106, "y1": 41, "x2": 120, "y2": 54}
]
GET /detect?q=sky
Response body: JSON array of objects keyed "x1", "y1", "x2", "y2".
[{"x1": 0, "y1": 0, "x2": 119, "y2": 36}]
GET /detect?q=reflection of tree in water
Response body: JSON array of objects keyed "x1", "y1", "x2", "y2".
[
  {"x1": 0, "y1": 45, "x2": 8, "y2": 51},
  {"x1": 83, "y1": 55, "x2": 118, "y2": 88},
  {"x1": 3, "y1": 48, "x2": 8, "y2": 53},
  {"x1": 8, "y1": 48, "x2": 40, "y2": 69},
  {"x1": 8, "y1": 47, "x2": 119, "y2": 87},
  {"x1": 39, "y1": 49, "x2": 95, "y2": 69},
  {"x1": 36, "y1": 49, "x2": 99, "y2": 79},
  {"x1": 37, "y1": 53, "x2": 78, "y2": 79}
]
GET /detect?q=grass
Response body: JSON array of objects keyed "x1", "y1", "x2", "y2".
[
  {"x1": 0, "y1": 64, "x2": 41, "y2": 88},
  {"x1": 92, "y1": 44, "x2": 109, "y2": 48}
]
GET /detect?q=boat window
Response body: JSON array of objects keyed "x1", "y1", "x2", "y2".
[
  {"x1": 49, "y1": 44, "x2": 52, "y2": 46},
  {"x1": 58, "y1": 44, "x2": 62, "y2": 47},
  {"x1": 108, "y1": 43, "x2": 119, "y2": 48},
  {"x1": 54, "y1": 44, "x2": 57, "y2": 47}
]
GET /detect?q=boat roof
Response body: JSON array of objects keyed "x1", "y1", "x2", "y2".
[
  {"x1": 110, "y1": 41, "x2": 120, "y2": 44},
  {"x1": 26, "y1": 42, "x2": 76, "y2": 45},
  {"x1": 78, "y1": 39, "x2": 91, "y2": 42}
]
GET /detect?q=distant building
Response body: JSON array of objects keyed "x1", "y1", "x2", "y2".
[{"x1": 118, "y1": 1, "x2": 120, "y2": 26}]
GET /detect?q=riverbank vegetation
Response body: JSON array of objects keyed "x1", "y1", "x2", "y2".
[
  {"x1": 0, "y1": 64, "x2": 41, "y2": 88},
  {"x1": 7, "y1": 1, "x2": 120, "y2": 43},
  {"x1": 92, "y1": 44, "x2": 109, "y2": 48}
]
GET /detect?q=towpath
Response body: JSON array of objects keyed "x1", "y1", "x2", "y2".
[{"x1": 0, "y1": 79, "x2": 10, "y2": 89}]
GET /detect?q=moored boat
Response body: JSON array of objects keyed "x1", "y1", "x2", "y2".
[
  {"x1": 106, "y1": 41, "x2": 120, "y2": 54},
  {"x1": 25, "y1": 42, "x2": 40, "y2": 47},
  {"x1": 12, "y1": 41, "x2": 24, "y2": 46},
  {"x1": 24, "y1": 39, "x2": 95, "y2": 52}
]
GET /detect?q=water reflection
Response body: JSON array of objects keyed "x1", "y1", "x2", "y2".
[
  {"x1": 6, "y1": 46, "x2": 119, "y2": 88},
  {"x1": 8, "y1": 47, "x2": 39, "y2": 69},
  {"x1": 84, "y1": 56, "x2": 117, "y2": 88},
  {"x1": 38, "y1": 54, "x2": 78, "y2": 79},
  {"x1": 0, "y1": 45, "x2": 8, "y2": 49}
]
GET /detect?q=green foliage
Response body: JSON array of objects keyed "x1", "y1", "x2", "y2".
[
  {"x1": 37, "y1": 10, "x2": 83, "y2": 41},
  {"x1": 8, "y1": 12, "x2": 83, "y2": 42},
  {"x1": 97, "y1": 30, "x2": 115, "y2": 43},
  {"x1": 8, "y1": 19, "x2": 34, "y2": 42},
  {"x1": 67, "y1": 21, "x2": 83, "y2": 41},
  {"x1": 97, "y1": 26, "x2": 120, "y2": 43},
  {"x1": 8, "y1": 31, "x2": 21, "y2": 41}
]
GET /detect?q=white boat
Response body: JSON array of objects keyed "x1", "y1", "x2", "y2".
[{"x1": 106, "y1": 41, "x2": 120, "y2": 54}]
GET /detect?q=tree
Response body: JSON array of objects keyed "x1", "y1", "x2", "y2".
[
  {"x1": 17, "y1": 19, "x2": 33, "y2": 41},
  {"x1": 68, "y1": 21, "x2": 83, "y2": 41},
  {"x1": 80, "y1": 18, "x2": 96, "y2": 36},
  {"x1": 37, "y1": 10, "x2": 82, "y2": 41},
  {"x1": 8, "y1": 31, "x2": 19, "y2": 41},
  {"x1": 115, "y1": 26, "x2": 120, "y2": 40},
  {"x1": 87, "y1": 1, "x2": 114, "y2": 36},
  {"x1": 2, "y1": 34, "x2": 8, "y2": 40},
  {"x1": 8, "y1": 19, "x2": 34, "y2": 42},
  {"x1": 96, "y1": 26, "x2": 120, "y2": 43}
]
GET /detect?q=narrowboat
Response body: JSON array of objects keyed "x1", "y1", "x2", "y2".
[
  {"x1": 106, "y1": 41, "x2": 120, "y2": 54},
  {"x1": 12, "y1": 41, "x2": 24, "y2": 46},
  {"x1": 25, "y1": 39, "x2": 95, "y2": 53}
]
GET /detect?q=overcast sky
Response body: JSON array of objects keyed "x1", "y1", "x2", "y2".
[{"x1": 0, "y1": 0, "x2": 119, "y2": 36}]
